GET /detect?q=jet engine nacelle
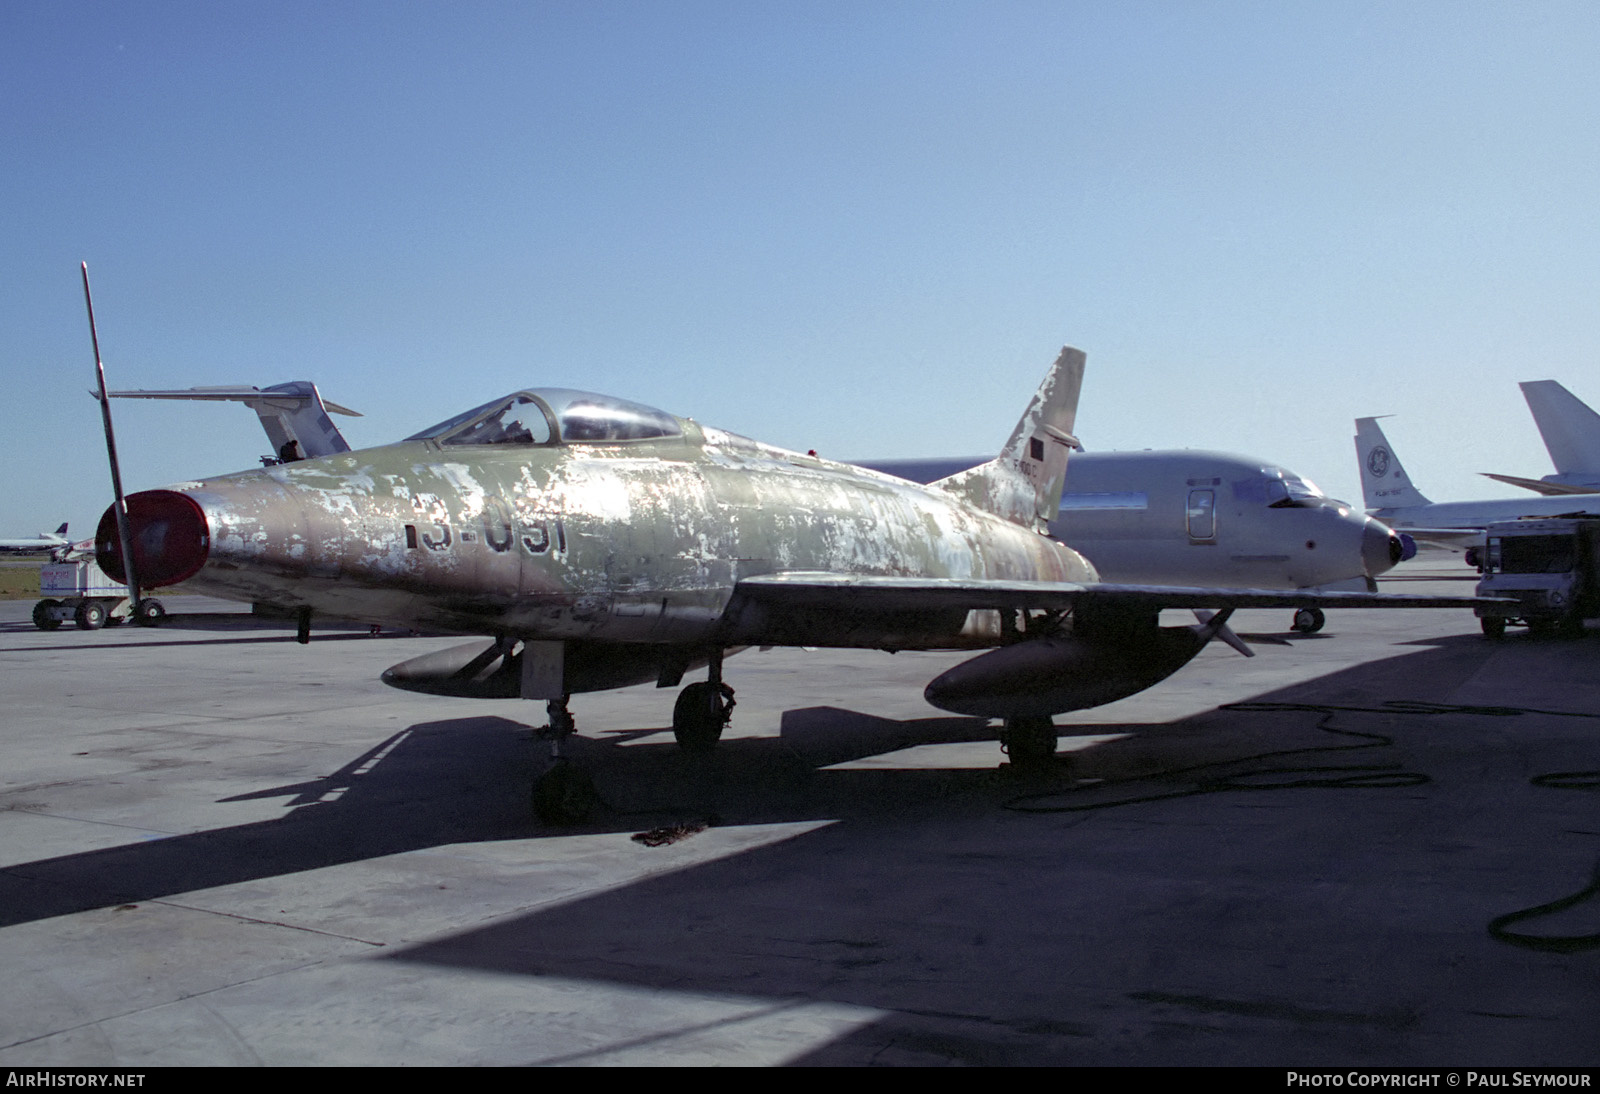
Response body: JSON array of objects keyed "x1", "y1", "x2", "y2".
[{"x1": 923, "y1": 625, "x2": 1217, "y2": 719}]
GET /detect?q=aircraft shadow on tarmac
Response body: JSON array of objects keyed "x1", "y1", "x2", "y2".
[
  {"x1": 0, "y1": 635, "x2": 1514, "y2": 932},
  {"x1": 370, "y1": 635, "x2": 1598, "y2": 1066},
  {"x1": 9, "y1": 633, "x2": 1598, "y2": 1062}
]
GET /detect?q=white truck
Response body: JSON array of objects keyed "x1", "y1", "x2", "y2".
[{"x1": 1474, "y1": 517, "x2": 1600, "y2": 638}]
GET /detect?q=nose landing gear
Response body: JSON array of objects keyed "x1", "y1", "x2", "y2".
[{"x1": 532, "y1": 695, "x2": 598, "y2": 825}]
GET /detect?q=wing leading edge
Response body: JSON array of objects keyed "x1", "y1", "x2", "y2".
[{"x1": 730, "y1": 571, "x2": 1493, "y2": 616}]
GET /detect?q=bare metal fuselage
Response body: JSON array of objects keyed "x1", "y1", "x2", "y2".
[{"x1": 153, "y1": 421, "x2": 1093, "y2": 650}]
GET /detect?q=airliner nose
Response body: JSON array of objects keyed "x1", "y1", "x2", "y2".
[
  {"x1": 1361, "y1": 520, "x2": 1404, "y2": 578},
  {"x1": 96, "y1": 490, "x2": 210, "y2": 587}
]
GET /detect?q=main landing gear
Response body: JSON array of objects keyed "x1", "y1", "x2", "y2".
[
  {"x1": 1292, "y1": 607, "x2": 1326, "y2": 634},
  {"x1": 528, "y1": 649, "x2": 738, "y2": 825},
  {"x1": 1000, "y1": 715, "x2": 1059, "y2": 768},
  {"x1": 672, "y1": 648, "x2": 735, "y2": 752}
]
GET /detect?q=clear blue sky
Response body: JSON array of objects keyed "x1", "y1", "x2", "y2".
[{"x1": 5, "y1": 1, "x2": 1600, "y2": 540}]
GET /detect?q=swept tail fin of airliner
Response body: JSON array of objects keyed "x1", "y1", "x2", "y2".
[
  {"x1": 1520, "y1": 380, "x2": 1600, "y2": 477},
  {"x1": 1355, "y1": 416, "x2": 1431, "y2": 510}
]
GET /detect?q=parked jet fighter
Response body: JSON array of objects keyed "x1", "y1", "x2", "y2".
[
  {"x1": 114, "y1": 378, "x2": 1408, "y2": 636},
  {"x1": 97, "y1": 348, "x2": 1486, "y2": 821}
]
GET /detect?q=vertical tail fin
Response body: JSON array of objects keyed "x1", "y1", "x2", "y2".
[
  {"x1": 1520, "y1": 380, "x2": 1600, "y2": 476},
  {"x1": 934, "y1": 346, "x2": 1085, "y2": 530},
  {"x1": 1355, "y1": 416, "x2": 1431, "y2": 509}
]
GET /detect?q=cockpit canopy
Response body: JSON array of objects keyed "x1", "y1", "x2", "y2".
[{"x1": 407, "y1": 389, "x2": 683, "y2": 446}]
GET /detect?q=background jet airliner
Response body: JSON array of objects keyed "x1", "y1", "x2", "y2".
[
  {"x1": 97, "y1": 346, "x2": 1484, "y2": 822},
  {"x1": 1356, "y1": 415, "x2": 1600, "y2": 547},
  {"x1": 1481, "y1": 379, "x2": 1600, "y2": 496},
  {"x1": 0, "y1": 522, "x2": 70, "y2": 554},
  {"x1": 858, "y1": 451, "x2": 1408, "y2": 634}
]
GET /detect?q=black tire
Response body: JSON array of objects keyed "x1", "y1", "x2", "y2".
[
  {"x1": 532, "y1": 761, "x2": 597, "y2": 825},
  {"x1": 673, "y1": 681, "x2": 731, "y2": 752},
  {"x1": 32, "y1": 599, "x2": 61, "y2": 631},
  {"x1": 1292, "y1": 608, "x2": 1325, "y2": 634},
  {"x1": 1002, "y1": 716, "x2": 1058, "y2": 768},
  {"x1": 1480, "y1": 616, "x2": 1507, "y2": 640},
  {"x1": 74, "y1": 601, "x2": 106, "y2": 631},
  {"x1": 135, "y1": 599, "x2": 167, "y2": 626}
]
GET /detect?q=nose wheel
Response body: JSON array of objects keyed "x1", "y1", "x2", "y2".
[{"x1": 531, "y1": 696, "x2": 597, "y2": 825}]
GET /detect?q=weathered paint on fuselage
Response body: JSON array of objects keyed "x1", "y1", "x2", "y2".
[{"x1": 167, "y1": 419, "x2": 1094, "y2": 649}]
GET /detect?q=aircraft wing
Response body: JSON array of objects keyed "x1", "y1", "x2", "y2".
[
  {"x1": 1391, "y1": 527, "x2": 1487, "y2": 550},
  {"x1": 1479, "y1": 472, "x2": 1599, "y2": 497},
  {"x1": 730, "y1": 572, "x2": 1493, "y2": 614}
]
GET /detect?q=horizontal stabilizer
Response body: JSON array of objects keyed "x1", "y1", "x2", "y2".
[{"x1": 108, "y1": 381, "x2": 359, "y2": 459}]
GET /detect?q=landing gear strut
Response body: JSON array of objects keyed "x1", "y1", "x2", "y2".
[
  {"x1": 532, "y1": 694, "x2": 596, "y2": 825},
  {"x1": 672, "y1": 649, "x2": 735, "y2": 752},
  {"x1": 1001, "y1": 716, "x2": 1058, "y2": 768}
]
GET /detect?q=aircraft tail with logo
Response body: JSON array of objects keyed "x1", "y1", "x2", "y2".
[
  {"x1": 1355, "y1": 416, "x2": 1431, "y2": 510},
  {"x1": 932, "y1": 346, "x2": 1085, "y2": 531}
]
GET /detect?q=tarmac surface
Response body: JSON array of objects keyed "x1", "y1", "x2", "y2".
[{"x1": 0, "y1": 558, "x2": 1596, "y2": 1066}]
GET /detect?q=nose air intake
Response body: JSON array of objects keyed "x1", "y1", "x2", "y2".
[{"x1": 96, "y1": 490, "x2": 210, "y2": 586}]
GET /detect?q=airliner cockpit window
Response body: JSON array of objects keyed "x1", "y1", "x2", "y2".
[{"x1": 1261, "y1": 470, "x2": 1329, "y2": 509}]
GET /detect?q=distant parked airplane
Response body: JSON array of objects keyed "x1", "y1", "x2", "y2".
[
  {"x1": 1356, "y1": 416, "x2": 1600, "y2": 547},
  {"x1": 1481, "y1": 380, "x2": 1600, "y2": 496},
  {"x1": 0, "y1": 523, "x2": 69, "y2": 554}
]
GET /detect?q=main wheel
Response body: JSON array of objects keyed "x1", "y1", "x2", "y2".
[
  {"x1": 673, "y1": 681, "x2": 732, "y2": 752},
  {"x1": 532, "y1": 761, "x2": 597, "y2": 825},
  {"x1": 1480, "y1": 616, "x2": 1507, "y2": 640},
  {"x1": 1292, "y1": 607, "x2": 1326, "y2": 634},
  {"x1": 1002, "y1": 716, "x2": 1058, "y2": 768},
  {"x1": 32, "y1": 599, "x2": 61, "y2": 631},
  {"x1": 74, "y1": 601, "x2": 106, "y2": 631}
]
